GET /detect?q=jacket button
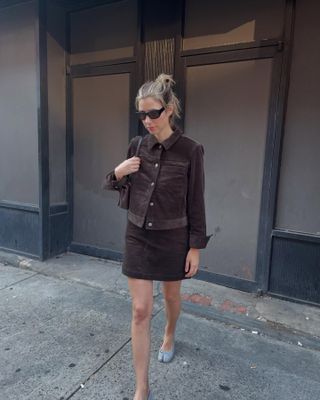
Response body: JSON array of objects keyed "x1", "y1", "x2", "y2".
[
  {"x1": 148, "y1": 222, "x2": 153, "y2": 227},
  {"x1": 154, "y1": 163, "x2": 159, "y2": 168},
  {"x1": 158, "y1": 144, "x2": 162, "y2": 149},
  {"x1": 151, "y1": 182, "x2": 155, "y2": 186},
  {"x1": 150, "y1": 202, "x2": 154, "y2": 206}
]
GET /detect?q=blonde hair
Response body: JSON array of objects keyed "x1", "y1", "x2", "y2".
[{"x1": 135, "y1": 73, "x2": 181, "y2": 127}]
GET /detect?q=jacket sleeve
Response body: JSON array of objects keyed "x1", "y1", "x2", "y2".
[
  {"x1": 187, "y1": 144, "x2": 212, "y2": 249},
  {"x1": 102, "y1": 136, "x2": 137, "y2": 191},
  {"x1": 102, "y1": 171, "x2": 128, "y2": 191}
]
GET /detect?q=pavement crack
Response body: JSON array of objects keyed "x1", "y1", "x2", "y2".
[
  {"x1": 63, "y1": 306, "x2": 164, "y2": 400},
  {"x1": 64, "y1": 337, "x2": 132, "y2": 400},
  {"x1": 0, "y1": 272, "x2": 39, "y2": 291}
]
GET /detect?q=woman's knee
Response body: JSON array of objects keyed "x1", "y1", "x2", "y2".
[
  {"x1": 132, "y1": 303, "x2": 152, "y2": 324},
  {"x1": 162, "y1": 287, "x2": 181, "y2": 304}
]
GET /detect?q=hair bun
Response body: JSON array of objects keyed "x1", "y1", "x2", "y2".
[{"x1": 156, "y1": 73, "x2": 175, "y2": 88}]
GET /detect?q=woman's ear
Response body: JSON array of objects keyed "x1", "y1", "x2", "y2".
[{"x1": 166, "y1": 104, "x2": 174, "y2": 118}]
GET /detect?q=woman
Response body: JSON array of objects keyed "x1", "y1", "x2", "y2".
[{"x1": 104, "y1": 74, "x2": 211, "y2": 400}]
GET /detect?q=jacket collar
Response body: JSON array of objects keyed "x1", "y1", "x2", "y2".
[{"x1": 146, "y1": 127, "x2": 182, "y2": 151}]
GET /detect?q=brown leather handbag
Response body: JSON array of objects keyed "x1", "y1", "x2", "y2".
[{"x1": 118, "y1": 135, "x2": 143, "y2": 209}]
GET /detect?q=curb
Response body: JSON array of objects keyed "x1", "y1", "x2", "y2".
[{"x1": 181, "y1": 300, "x2": 320, "y2": 353}]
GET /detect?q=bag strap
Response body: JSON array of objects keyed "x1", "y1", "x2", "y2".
[
  {"x1": 127, "y1": 136, "x2": 143, "y2": 183},
  {"x1": 134, "y1": 135, "x2": 143, "y2": 157}
]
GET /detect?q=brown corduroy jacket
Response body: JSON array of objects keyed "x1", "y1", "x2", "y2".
[{"x1": 103, "y1": 128, "x2": 212, "y2": 249}]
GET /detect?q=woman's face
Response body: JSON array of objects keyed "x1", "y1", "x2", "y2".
[{"x1": 138, "y1": 97, "x2": 173, "y2": 135}]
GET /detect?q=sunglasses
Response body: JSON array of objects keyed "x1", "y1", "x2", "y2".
[{"x1": 136, "y1": 107, "x2": 165, "y2": 121}]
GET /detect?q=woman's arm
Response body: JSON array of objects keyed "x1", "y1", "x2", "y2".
[
  {"x1": 184, "y1": 144, "x2": 212, "y2": 277},
  {"x1": 114, "y1": 156, "x2": 140, "y2": 181},
  {"x1": 186, "y1": 144, "x2": 212, "y2": 249},
  {"x1": 102, "y1": 137, "x2": 141, "y2": 191}
]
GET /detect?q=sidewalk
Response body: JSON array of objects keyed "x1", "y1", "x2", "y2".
[
  {"x1": 1, "y1": 251, "x2": 319, "y2": 350},
  {"x1": 1, "y1": 251, "x2": 320, "y2": 400}
]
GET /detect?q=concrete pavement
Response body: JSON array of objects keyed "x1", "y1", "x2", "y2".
[{"x1": 1, "y1": 251, "x2": 320, "y2": 399}]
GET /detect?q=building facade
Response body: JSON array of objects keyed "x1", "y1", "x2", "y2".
[{"x1": 0, "y1": 0, "x2": 319, "y2": 305}]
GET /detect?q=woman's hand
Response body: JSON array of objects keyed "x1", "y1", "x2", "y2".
[
  {"x1": 114, "y1": 156, "x2": 141, "y2": 180},
  {"x1": 185, "y1": 248, "x2": 200, "y2": 278}
]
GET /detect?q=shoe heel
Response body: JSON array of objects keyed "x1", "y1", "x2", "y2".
[{"x1": 158, "y1": 344, "x2": 175, "y2": 363}]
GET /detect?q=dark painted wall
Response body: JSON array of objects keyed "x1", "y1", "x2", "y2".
[
  {"x1": 0, "y1": 0, "x2": 41, "y2": 257},
  {"x1": 185, "y1": 59, "x2": 273, "y2": 280},
  {"x1": 70, "y1": 0, "x2": 136, "y2": 65},
  {"x1": 46, "y1": 0, "x2": 71, "y2": 257},
  {"x1": 47, "y1": 0, "x2": 67, "y2": 206},
  {"x1": 269, "y1": 0, "x2": 320, "y2": 303},
  {"x1": 276, "y1": 0, "x2": 320, "y2": 235},
  {"x1": 0, "y1": 1, "x2": 39, "y2": 205}
]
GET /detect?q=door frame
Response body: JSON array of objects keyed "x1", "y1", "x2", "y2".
[
  {"x1": 66, "y1": 62, "x2": 138, "y2": 259},
  {"x1": 176, "y1": 43, "x2": 294, "y2": 294},
  {"x1": 64, "y1": 0, "x2": 142, "y2": 258}
]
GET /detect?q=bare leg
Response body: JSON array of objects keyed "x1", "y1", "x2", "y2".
[
  {"x1": 161, "y1": 280, "x2": 182, "y2": 351},
  {"x1": 128, "y1": 278, "x2": 153, "y2": 400}
]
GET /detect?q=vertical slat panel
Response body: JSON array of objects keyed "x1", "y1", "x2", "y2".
[{"x1": 144, "y1": 38, "x2": 175, "y2": 80}]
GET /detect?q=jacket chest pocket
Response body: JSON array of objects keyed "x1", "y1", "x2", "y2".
[{"x1": 158, "y1": 160, "x2": 189, "y2": 188}]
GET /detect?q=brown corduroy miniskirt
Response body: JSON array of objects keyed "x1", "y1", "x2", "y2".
[{"x1": 122, "y1": 220, "x2": 190, "y2": 281}]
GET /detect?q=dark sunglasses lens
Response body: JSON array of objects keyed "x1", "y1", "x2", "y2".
[
  {"x1": 137, "y1": 112, "x2": 146, "y2": 121},
  {"x1": 148, "y1": 109, "x2": 161, "y2": 119}
]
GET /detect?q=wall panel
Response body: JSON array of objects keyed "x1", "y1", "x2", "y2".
[
  {"x1": 72, "y1": 73, "x2": 130, "y2": 252},
  {"x1": 183, "y1": 0, "x2": 285, "y2": 50},
  {"x1": 70, "y1": 0, "x2": 137, "y2": 65},
  {"x1": 0, "y1": 0, "x2": 39, "y2": 205},
  {"x1": 185, "y1": 58, "x2": 273, "y2": 280},
  {"x1": 276, "y1": 0, "x2": 320, "y2": 235}
]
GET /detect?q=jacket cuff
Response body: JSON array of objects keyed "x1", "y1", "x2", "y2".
[
  {"x1": 189, "y1": 233, "x2": 213, "y2": 249},
  {"x1": 102, "y1": 171, "x2": 128, "y2": 190}
]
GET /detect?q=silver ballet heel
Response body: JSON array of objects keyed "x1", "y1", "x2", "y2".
[{"x1": 158, "y1": 343, "x2": 175, "y2": 363}]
